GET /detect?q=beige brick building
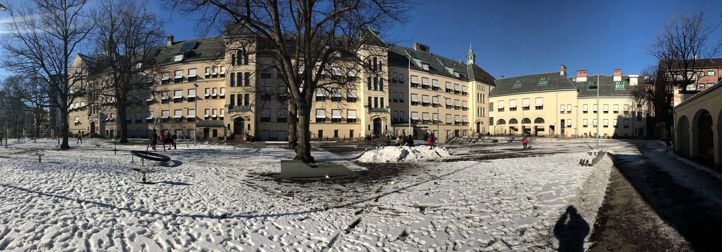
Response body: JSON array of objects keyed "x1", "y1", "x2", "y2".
[
  {"x1": 68, "y1": 32, "x2": 495, "y2": 143},
  {"x1": 489, "y1": 66, "x2": 648, "y2": 138}
]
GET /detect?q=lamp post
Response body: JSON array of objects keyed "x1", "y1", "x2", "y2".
[
  {"x1": 596, "y1": 75, "x2": 600, "y2": 149},
  {"x1": 193, "y1": 83, "x2": 198, "y2": 145}
]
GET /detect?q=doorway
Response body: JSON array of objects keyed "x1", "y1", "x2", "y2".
[
  {"x1": 373, "y1": 118, "x2": 382, "y2": 137},
  {"x1": 234, "y1": 117, "x2": 245, "y2": 138}
]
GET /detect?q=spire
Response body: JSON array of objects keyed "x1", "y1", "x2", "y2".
[{"x1": 466, "y1": 44, "x2": 475, "y2": 65}]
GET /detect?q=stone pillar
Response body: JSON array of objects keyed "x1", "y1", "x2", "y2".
[
  {"x1": 712, "y1": 124, "x2": 722, "y2": 169},
  {"x1": 690, "y1": 127, "x2": 699, "y2": 157}
]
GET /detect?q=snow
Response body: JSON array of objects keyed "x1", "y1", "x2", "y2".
[
  {"x1": 0, "y1": 138, "x2": 612, "y2": 251},
  {"x1": 356, "y1": 146, "x2": 452, "y2": 163}
]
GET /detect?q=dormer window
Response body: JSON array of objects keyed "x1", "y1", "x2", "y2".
[
  {"x1": 173, "y1": 54, "x2": 184, "y2": 62},
  {"x1": 454, "y1": 72, "x2": 460, "y2": 77},
  {"x1": 422, "y1": 63, "x2": 429, "y2": 71}
]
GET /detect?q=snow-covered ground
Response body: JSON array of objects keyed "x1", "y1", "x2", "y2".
[
  {"x1": 356, "y1": 146, "x2": 451, "y2": 163},
  {"x1": 0, "y1": 138, "x2": 612, "y2": 251}
]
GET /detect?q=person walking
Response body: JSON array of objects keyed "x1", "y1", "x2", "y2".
[
  {"x1": 150, "y1": 129, "x2": 158, "y2": 151},
  {"x1": 406, "y1": 134, "x2": 414, "y2": 147},
  {"x1": 427, "y1": 132, "x2": 435, "y2": 148},
  {"x1": 395, "y1": 135, "x2": 403, "y2": 146},
  {"x1": 521, "y1": 134, "x2": 529, "y2": 150},
  {"x1": 171, "y1": 133, "x2": 177, "y2": 150},
  {"x1": 76, "y1": 130, "x2": 83, "y2": 144}
]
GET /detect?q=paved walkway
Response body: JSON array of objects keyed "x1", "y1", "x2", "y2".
[{"x1": 590, "y1": 140, "x2": 722, "y2": 251}]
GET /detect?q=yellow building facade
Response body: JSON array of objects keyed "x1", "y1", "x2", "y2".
[
  {"x1": 68, "y1": 34, "x2": 495, "y2": 143},
  {"x1": 489, "y1": 67, "x2": 648, "y2": 138}
]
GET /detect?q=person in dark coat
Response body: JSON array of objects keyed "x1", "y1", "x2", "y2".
[
  {"x1": 150, "y1": 129, "x2": 158, "y2": 150},
  {"x1": 171, "y1": 133, "x2": 177, "y2": 150},
  {"x1": 76, "y1": 130, "x2": 83, "y2": 144},
  {"x1": 406, "y1": 135, "x2": 414, "y2": 147}
]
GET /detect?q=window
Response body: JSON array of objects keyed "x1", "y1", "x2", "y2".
[
  {"x1": 422, "y1": 112, "x2": 430, "y2": 122},
  {"x1": 188, "y1": 68, "x2": 197, "y2": 81},
  {"x1": 331, "y1": 109, "x2": 342, "y2": 123},
  {"x1": 212, "y1": 66, "x2": 218, "y2": 76},
  {"x1": 707, "y1": 70, "x2": 715, "y2": 76},
  {"x1": 582, "y1": 104, "x2": 588, "y2": 113},
  {"x1": 432, "y1": 79, "x2": 440, "y2": 90},
  {"x1": 421, "y1": 95, "x2": 430, "y2": 106},
  {"x1": 623, "y1": 104, "x2": 630, "y2": 113},
  {"x1": 212, "y1": 109, "x2": 217, "y2": 117},
  {"x1": 219, "y1": 88, "x2": 225, "y2": 97},
  {"x1": 244, "y1": 73, "x2": 250, "y2": 86},
  {"x1": 454, "y1": 84, "x2": 460, "y2": 93},
  {"x1": 315, "y1": 89, "x2": 326, "y2": 101},
  {"x1": 212, "y1": 88, "x2": 217, "y2": 97},
  {"x1": 446, "y1": 114, "x2": 452, "y2": 124},
  {"x1": 347, "y1": 110, "x2": 357, "y2": 123},
  {"x1": 261, "y1": 109, "x2": 271, "y2": 122},
  {"x1": 187, "y1": 109, "x2": 195, "y2": 118},
  {"x1": 277, "y1": 110, "x2": 287, "y2": 122},
  {"x1": 432, "y1": 113, "x2": 439, "y2": 122},
  {"x1": 566, "y1": 104, "x2": 572, "y2": 113},
  {"x1": 316, "y1": 109, "x2": 326, "y2": 123},
  {"x1": 535, "y1": 97, "x2": 543, "y2": 110},
  {"x1": 613, "y1": 104, "x2": 619, "y2": 113},
  {"x1": 347, "y1": 90, "x2": 357, "y2": 102},
  {"x1": 522, "y1": 98, "x2": 530, "y2": 110},
  {"x1": 593, "y1": 104, "x2": 598, "y2": 113},
  {"x1": 411, "y1": 112, "x2": 419, "y2": 122},
  {"x1": 331, "y1": 88, "x2": 342, "y2": 101},
  {"x1": 613, "y1": 119, "x2": 618, "y2": 127},
  {"x1": 161, "y1": 110, "x2": 170, "y2": 119},
  {"x1": 411, "y1": 93, "x2": 419, "y2": 105},
  {"x1": 230, "y1": 72, "x2": 236, "y2": 86},
  {"x1": 204, "y1": 67, "x2": 210, "y2": 77},
  {"x1": 204, "y1": 109, "x2": 210, "y2": 118},
  {"x1": 509, "y1": 99, "x2": 517, "y2": 111},
  {"x1": 446, "y1": 98, "x2": 453, "y2": 108},
  {"x1": 603, "y1": 104, "x2": 609, "y2": 113},
  {"x1": 497, "y1": 100, "x2": 505, "y2": 112},
  {"x1": 462, "y1": 101, "x2": 468, "y2": 110},
  {"x1": 560, "y1": 104, "x2": 565, "y2": 112},
  {"x1": 603, "y1": 119, "x2": 609, "y2": 128},
  {"x1": 173, "y1": 54, "x2": 183, "y2": 62},
  {"x1": 566, "y1": 119, "x2": 572, "y2": 128},
  {"x1": 614, "y1": 81, "x2": 624, "y2": 90},
  {"x1": 174, "y1": 109, "x2": 183, "y2": 119},
  {"x1": 219, "y1": 66, "x2": 226, "y2": 77},
  {"x1": 432, "y1": 96, "x2": 440, "y2": 106},
  {"x1": 173, "y1": 90, "x2": 183, "y2": 100},
  {"x1": 421, "y1": 77, "x2": 430, "y2": 88},
  {"x1": 422, "y1": 63, "x2": 429, "y2": 70},
  {"x1": 583, "y1": 119, "x2": 588, "y2": 127},
  {"x1": 174, "y1": 70, "x2": 183, "y2": 82},
  {"x1": 592, "y1": 119, "x2": 598, "y2": 127},
  {"x1": 204, "y1": 88, "x2": 210, "y2": 97}
]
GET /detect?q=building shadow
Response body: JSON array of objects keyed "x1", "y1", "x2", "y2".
[
  {"x1": 606, "y1": 141, "x2": 722, "y2": 251},
  {"x1": 553, "y1": 205, "x2": 589, "y2": 252}
]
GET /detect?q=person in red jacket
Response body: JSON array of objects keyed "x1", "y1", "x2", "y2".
[
  {"x1": 427, "y1": 132, "x2": 435, "y2": 148},
  {"x1": 521, "y1": 135, "x2": 529, "y2": 150}
]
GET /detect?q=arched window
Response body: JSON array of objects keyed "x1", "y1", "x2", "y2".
[
  {"x1": 497, "y1": 119, "x2": 506, "y2": 125},
  {"x1": 509, "y1": 118, "x2": 518, "y2": 124},
  {"x1": 522, "y1": 118, "x2": 531, "y2": 124},
  {"x1": 534, "y1": 117, "x2": 545, "y2": 124}
]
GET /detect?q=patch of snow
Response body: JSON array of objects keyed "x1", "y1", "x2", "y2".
[{"x1": 356, "y1": 146, "x2": 451, "y2": 163}]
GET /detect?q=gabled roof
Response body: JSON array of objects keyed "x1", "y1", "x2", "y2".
[
  {"x1": 491, "y1": 72, "x2": 576, "y2": 97},
  {"x1": 387, "y1": 44, "x2": 495, "y2": 84},
  {"x1": 574, "y1": 75, "x2": 638, "y2": 98}
]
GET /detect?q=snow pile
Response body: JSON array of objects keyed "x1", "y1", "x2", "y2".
[{"x1": 356, "y1": 146, "x2": 451, "y2": 163}]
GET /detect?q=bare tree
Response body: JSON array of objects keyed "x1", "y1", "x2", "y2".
[
  {"x1": 649, "y1": 12, "x2": 720, "y2": 138},
  {"x1": 91, "y1": 0, "x2": 164, "y2": 143},
  {"x1": 2, "y1": 0, "x2": 93, "y2": 149},
  {"x1": 631, "y1": 65, "x2": 656, "y2": 105},
  {"x1": 173, "y1": 0, "x2": 407, "y2": 162},
  {"x1": 1, "y1": 75, "x2": 49, "y2": 141}
]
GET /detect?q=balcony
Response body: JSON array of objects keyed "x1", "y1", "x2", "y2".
[
  {"x1": 228, "y1": 105, "x2": 252, "y2": 113},
  {"x1": 368, "y1": 107, "x2": 389, "y2": 113}
]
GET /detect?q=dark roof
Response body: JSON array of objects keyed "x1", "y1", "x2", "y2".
[
  {"x1": 387, "y1": 45, "x2": 495, "y2": 84},
  {"x1": 574, "y1": 75, "x2": 638, "y2": 97},
  {"x1": 491, "y1": 72, "x2": 577, "y2": 97},
  {"x1": 154, "y1": 36, "x2": 226, "y2": 65}
]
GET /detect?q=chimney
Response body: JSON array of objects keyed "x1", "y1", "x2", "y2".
[
  {"x1": 613, "y1": 68, "x2": 622, "y2": 81},
  {"x1": 560, "y1": 64, "x2": 567, "y2": 76},
  {"x1": 413, "y1": 42, "x2": 430, "y2": 53},
  {"x1": 629, "y1": 74, "x2": 639, "y2": 86},
  {"x1": 166, "y1": 35, "x2": 174, "y2": 46},
  {"x1": 575, "y1": 70, "x2": 588, "y2": 82}
]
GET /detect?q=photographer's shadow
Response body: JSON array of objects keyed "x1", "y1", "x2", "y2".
[{"x1": 554, "y1": 206, "x2": 589, "y2": 252}]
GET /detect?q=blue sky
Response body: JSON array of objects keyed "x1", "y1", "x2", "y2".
[{"x1": 2, "y1": 0, "x2": 722, "y2": 80}]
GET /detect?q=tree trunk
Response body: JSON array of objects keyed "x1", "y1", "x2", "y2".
[
  {"x1": 287, "y1": 101, "x2": 298, "y2": 149},
  {"x1": 117, "y1": 104, "x2": 128, "y2": 143},
  {"x1": 60, "y1": 110, "x2": 70, "y2": 149},
  {"x1": 294, "y1": 100, "x2": 314, "y2": 163}
]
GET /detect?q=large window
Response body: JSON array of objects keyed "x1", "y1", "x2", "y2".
[
  {"x1": 347, "y1": 110, "x2": 357, "y2": 123},
  {"x1": 315, "y1": 109, "x2": 326, "y2": 123},
  {"x1": 535, "y1": 97, "x2": 543, "y2": 110},
  {"x1": 509, "y1": 99, "x2": 517, "y2": 111},
  {"x1": 521, "y1": 98, "x2": 530, "y2": 110},
  {"x1": 331, "y1": 109, "x2": 342, "y2": 123}
]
